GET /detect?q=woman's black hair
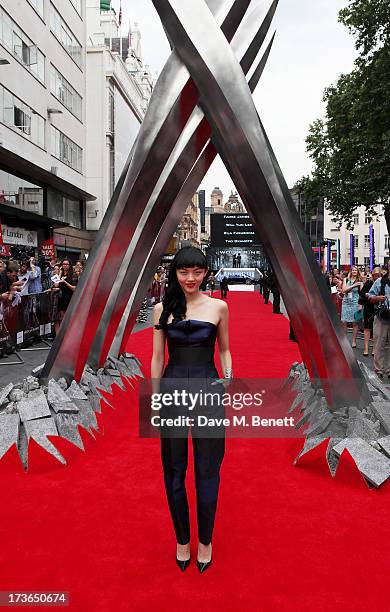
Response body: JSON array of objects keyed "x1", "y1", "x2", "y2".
[{"x1": 154, "y1": 246, "x2": 208, "y2": 330}]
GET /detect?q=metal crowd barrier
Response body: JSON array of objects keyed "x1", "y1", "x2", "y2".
[{"x1": 0, "y1": 290, "x2": 57, "y2": 363}]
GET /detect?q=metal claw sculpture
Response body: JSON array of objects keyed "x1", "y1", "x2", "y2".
[{"x1": 42, "y1": 0, "x2": 369, "y2": 409}]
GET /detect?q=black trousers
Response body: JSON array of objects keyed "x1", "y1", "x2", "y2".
[
  {"x1": 272, "y1": 289, "x2": 281, "y2": 313},
  {"x1": 160, "y1": 435, "x2": 225, "y2": 545}
]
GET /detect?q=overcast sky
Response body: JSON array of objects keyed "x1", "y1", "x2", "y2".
[{"x1": 112, "y1": 0, "x2": 357, "y2": 198}]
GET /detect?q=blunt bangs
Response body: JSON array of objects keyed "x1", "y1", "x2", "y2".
[{"x1": 174, "y1": 247, "x2": 207, "y2": 270}]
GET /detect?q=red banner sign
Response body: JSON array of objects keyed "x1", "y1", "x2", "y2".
[
  {"x1": 40, "y1": 238, "x2": 56, "y2": 259},
  {"x1": 0, "y1": 219, "x2": 11, "y2": 257}
]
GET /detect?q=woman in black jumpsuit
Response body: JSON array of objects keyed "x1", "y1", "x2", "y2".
[{"x1": 151, "y1": 247, "x2": 232, "y2": 573}]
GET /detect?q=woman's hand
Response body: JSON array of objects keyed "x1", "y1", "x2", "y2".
[{"x1": 211, "y1": 377, "x2": 231, "y2": 390}]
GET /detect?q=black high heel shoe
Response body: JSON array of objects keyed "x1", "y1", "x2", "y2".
[
  {"x1": 197, "y1": 543, "x2": 212, "y2": 573},
  {"x1": 197, "y1": 558, "x2": 212, "y2": 573},
  {"x1": 176, "y1": 557, "x2": 191, "y2": 572}
]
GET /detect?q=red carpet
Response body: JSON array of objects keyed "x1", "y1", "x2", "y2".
[{"x1": 0, "y1": 291, "x2": 389, "y2": 611}]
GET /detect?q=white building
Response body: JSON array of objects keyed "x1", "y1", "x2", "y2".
[
  {"x1": 85, "y1": 2, "x2": 153, "y2": 230},
  {"x1": 324, "y1": 204, "x2": 389, "y2": 269},
  {"x1": 0, "y1": 0, "x2": 95, "y2": 259}
]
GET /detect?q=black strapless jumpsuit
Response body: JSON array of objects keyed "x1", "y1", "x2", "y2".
[{"x1": 160, "y1": 319, "x2": 225, "y2": 546}]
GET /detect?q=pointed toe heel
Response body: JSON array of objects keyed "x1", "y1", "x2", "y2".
[
  {"x1": 197, "y1": 559, "x2": 212, "y2": 573},
  {"x1": 176, "y1": 557, "x2": 191, "y2": 572}
]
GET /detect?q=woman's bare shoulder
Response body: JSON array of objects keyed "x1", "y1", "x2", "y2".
[
  {"x1": 212, "y1": 297, "x2": 228, "y2": 307},
  {"x1": 212, "y1": 298, "x2": 228, "y2": 317}
]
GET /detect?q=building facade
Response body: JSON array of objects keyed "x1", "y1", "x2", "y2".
[
  {"x1": 291, "y1": 189, "x2": 324, "y2": 249},
  {"x1": 176, "y1": 194, "x2": 201, "y2": 249},
  {"x1": 210, "y1": 186, "x2": 224, "y2": 214},
  {"x1": 0, "y1": 0, "x2": 95, "y2": 260},
  {"x1": 324, "y1": 204, "x2": 389, "y2": 269},
  {"x1": 85, "y1": 2, "x2": 153, "y2": 231},
  {"x1": 224, "y1": 190, "x2": 245, "y2": 213}
]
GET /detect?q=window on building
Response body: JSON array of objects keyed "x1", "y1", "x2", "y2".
[
  {"x1": 0, "y1": 85, "x2": 45, "y2": 148},
  {"x1": 65, "y1": 196, "x2": 82, "y2": 228},
  {"x1": 14, "y1": 105, "x2": 31, "y2": 135},
  {"x1": 0, "y1": 7, "x2": 45, "y2": 83},
  {"x1": 353, "y1": 256, "x2": 359, "y2": 266},
  {"x1": 352, "y1": 213, "x2": 359, "y2": 226},
  {"x1": 50, "y1": 65, "x2": 82, "y2": 120},
  {"x1": 364, "y1": 257, "x2": 370, "y2": 267},
  {"x1": 353, "y1": 235, "x2": 359, "y2": 248},
  {"x1": 109, "y1": 144, "x2": 115, "y2": 198},
  {"x1": 27, "y1": 0, "x2": 44, "y2": 17},
  {"x1": 47, "y1": 188, "x2": 83, "y2": 228},
  {"x1": 108, "y1": 89, "x2": 115, "y2": 133},
  {"x1": 50, "y1": 4, "x2": 82, "y2": 69},
  {"x1": 26, "y1": 199, "x2": 40, "y2": 213},
  {"x1": 107, "y1": 89, "x2": 115, "y2": 196},
  {"x1": 0, "y1": 169, "x2": 43, "y2": 215},
  {"x1": 51, "y1": 125, "x2": 82, "y2": 173},
  {"x1": 364, "y1": 235, "x2": 370, "y2": 248},
  {"x1": 47, "y1": 189, "x2": 63, "y2": 221},
  {"x1": 385, "y1": 235, "x2": 389, "y2": 250},
  {"x1": 365, "y1": 213, "x2": 372, "y2": 224}
]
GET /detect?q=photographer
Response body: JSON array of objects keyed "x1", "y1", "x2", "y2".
[
  {"x1": 0, "y1": 261, "x2": 23, "y2": 355},
  {"x1": 18, "y1": 260, "x2": 31, "y2": 296},
  {"x1": 368, "y1": 260, "x2": 390, "y2": 379},
  {"x1": 0, "y1": 261, "x2": 24, "y2": 302}
]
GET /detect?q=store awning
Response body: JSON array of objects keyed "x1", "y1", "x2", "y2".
[
  {"x1": 0, "y1": 147, "x2": 96, "y2": 202},
  {"x1": 0, "y1": 202, "x2": 68, "y2": 229}
]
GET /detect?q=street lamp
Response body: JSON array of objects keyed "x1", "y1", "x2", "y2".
[
  {"x1": 47, "y1": 108, "x2": 63, "y2": 115},
  {"x1": 0, "y1": 59, "x2": 10, "y2": 65}
]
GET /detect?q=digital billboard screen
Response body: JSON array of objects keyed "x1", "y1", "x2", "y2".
[{"x1": 210, "y1": 214, "x2": 261, "y2": 247}]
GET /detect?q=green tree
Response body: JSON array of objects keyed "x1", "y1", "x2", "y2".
[{"x1": 295, "y1": 0, "x2": 390, "y2": 232}]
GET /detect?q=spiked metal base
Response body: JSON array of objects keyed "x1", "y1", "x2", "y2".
[
  {"x1": 289, "y1": 362, "x2": 390, "y2": 487},
  {"x1": 0, "y1": 354, "x2": 143, "y2": 470}
]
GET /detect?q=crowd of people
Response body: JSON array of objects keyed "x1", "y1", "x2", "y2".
[
  {"x1": 147, "y1": 266, "x2": 168, "y2": 306},
  {"x1": 323, "y1": 263, "x2": 390, "y2": 378},
  {"x1": 0, "y1": 256, "x2": 85, "y2": 338},
  {"x1": 3, "y1": 252, "x2": 388, "y2": 378},
  {"x1": 147, "y1": 265, "x2": 232, "y2": 305},
  {"x1": 230, "y1": 261, "x2": 390, "y2": 380}
]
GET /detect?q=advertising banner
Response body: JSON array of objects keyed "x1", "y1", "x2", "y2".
[{"x1": 40, "y1": 238, "x2": 56, "y2": 259}]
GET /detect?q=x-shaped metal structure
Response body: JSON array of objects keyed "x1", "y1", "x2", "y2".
[{"x1": 42, "y1": 0, "x2": 368, "y2": 408}]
